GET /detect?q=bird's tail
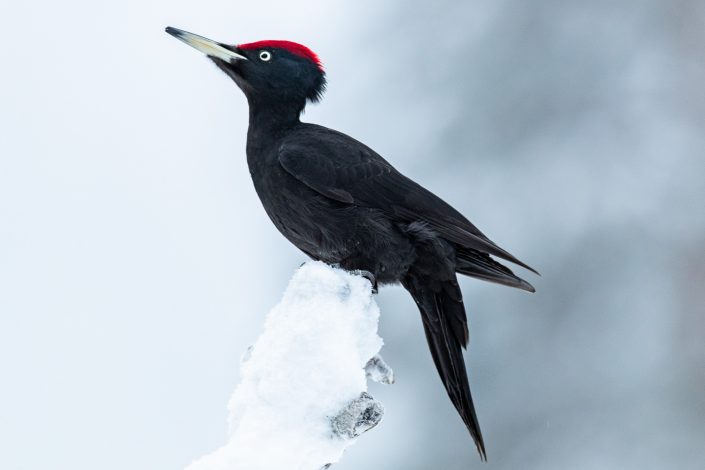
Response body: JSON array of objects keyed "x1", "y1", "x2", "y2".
[
  {"x1": 456, "y1": 247, "x2": 535, "y2": 293},
  {"x1": 402, "y1": 274, "x2": 487, "y2": 460}
]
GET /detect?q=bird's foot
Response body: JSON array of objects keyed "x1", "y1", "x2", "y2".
[
  {"x1": 353, "y1": 270, "x2": 378, "y2": 294},
  {"x1": 365, "y1": 354, "x2": 395, "y2": 384}
]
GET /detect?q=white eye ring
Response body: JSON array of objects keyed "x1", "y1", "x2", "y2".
[{"x1": 259, "y1": 51, "x2": 272, "y2": 61}]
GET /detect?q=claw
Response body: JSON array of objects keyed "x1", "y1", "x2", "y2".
[{"x1": 354, "y1": 270, "x2": 378, "y2": 294}]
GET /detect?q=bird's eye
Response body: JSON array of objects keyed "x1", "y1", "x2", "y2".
[{"x1": 259, "y1": 51, "x2": 272, "y2": 62}]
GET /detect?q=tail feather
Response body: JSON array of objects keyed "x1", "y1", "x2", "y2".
[
  {"x1": 403, "y1": 277, "x2": 487, "y2": 460},
  {"x1": 456, "y1": 247, "x2": 535, "y2": 293}
]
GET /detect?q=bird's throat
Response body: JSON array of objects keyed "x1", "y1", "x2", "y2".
[{"x1": 247, "y1": 97, "x2": 304, "y2": 134}]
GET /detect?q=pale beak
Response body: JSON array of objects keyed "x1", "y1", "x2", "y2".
[{"x1": 165, "y1": 26, "x2": 247, "y2": 62}]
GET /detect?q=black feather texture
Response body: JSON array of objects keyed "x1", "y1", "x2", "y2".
[{"x1": 169, "y1": 34, "x2": 538, "y2": 460}]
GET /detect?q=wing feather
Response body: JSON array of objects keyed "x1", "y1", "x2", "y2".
[{"x1": 278, "y1": 125, "x2": 537, "y2": 273}]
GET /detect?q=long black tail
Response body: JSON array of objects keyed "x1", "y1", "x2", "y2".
[{"x1": 402, "y1": 273, "x2": 487, "y2": 460}]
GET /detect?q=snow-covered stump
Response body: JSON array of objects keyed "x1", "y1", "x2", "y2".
[{"x1": 186, "y1": 262, "x2": 393, "y2": 470}]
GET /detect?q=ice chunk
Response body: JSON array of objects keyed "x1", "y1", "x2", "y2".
[{"x1": 365, "y1": 355, "x2": 395, "y2": 385}]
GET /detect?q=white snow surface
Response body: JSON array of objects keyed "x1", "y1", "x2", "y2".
[{"x1": 186, "y1": 262, "x2": 385, "y2": 470}]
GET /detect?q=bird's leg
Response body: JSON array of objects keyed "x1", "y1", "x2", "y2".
[{"x1": 300, "y1": 261, "x2": 377, "y2": 292}]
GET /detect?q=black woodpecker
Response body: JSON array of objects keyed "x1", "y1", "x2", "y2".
[{"x1": 166, "y1": 26, "x2": 538, "y2": 461}]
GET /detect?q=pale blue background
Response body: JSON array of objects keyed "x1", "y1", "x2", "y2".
[{"x1": 1, "y1": 1, "x2": 704, "y2": 469}]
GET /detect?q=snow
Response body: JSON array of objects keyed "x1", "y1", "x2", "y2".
[{"x1": 186, "y1": 262, "x2": 388, "y2": 470}]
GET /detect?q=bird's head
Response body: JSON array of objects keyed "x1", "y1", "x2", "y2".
[{"x1": 166, "y1": 27, "x2": 326, "y2": 113}]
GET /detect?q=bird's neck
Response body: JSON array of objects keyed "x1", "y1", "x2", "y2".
[{"x1": 247, "y1": 98, "x2": 303, "y2": 134}]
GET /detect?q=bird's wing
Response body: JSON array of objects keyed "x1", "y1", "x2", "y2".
[
  {"x1": 278, "y1": 134, "x2": 392, "y2": 205},
  {"x1": 278, "y1": 126, "x2": 536, "y2": 272}
]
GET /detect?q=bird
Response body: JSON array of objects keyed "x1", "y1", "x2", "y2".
[{"x1": 166, "y1": 26, "x2": 537, "y2": 461}]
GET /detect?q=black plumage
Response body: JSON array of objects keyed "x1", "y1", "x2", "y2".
[{"x1": 167, "y1": 27, "x2": 537, "y2": 460}]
